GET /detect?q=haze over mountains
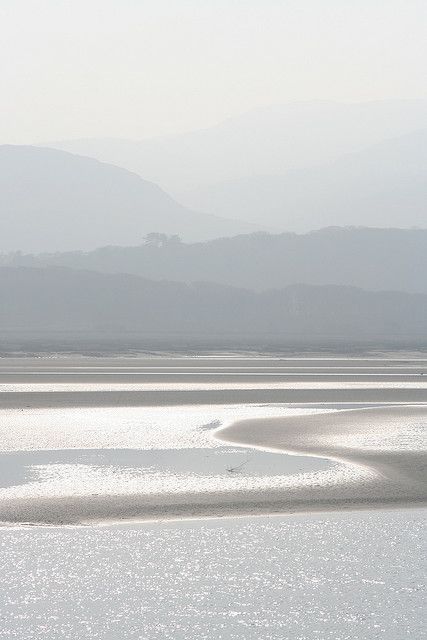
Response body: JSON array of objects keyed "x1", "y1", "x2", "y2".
[
  {"x1": 7, "y1": 228, "x2": 427, "y2": 295},
  {"x1": 181, "y1": 130, "x2": 427, "y2": 230},
  {"x1": 1, "y1": 99, "x2": 426, "y2": 347},
  {"x1": 1, "y1": 266, "x2": 426, "y2": 342},
  {"x1": 0, "y1": 145, "x2": 259, "y2": 253},
  {"x1": 47, "y1": 100, "x2": 427, "y2": 234},
  {"x1": 51, "y1": 99, "x2": 427, "y2": 191},
  {"x1": 0, "y1": 99, "x2": 423, "y2": 254}
]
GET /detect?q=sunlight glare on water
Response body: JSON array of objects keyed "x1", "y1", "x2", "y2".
[{"x1": 0, "y1": 509, "x2": 425, "y2": 640}]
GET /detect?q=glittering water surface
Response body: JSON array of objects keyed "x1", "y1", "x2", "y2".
[
  {"x1": 0, "y1": 447, "x2": 330, "y2": 488},
  {"x1": 1, "y1": 359, "x2": 426, "y2": 637},
  {"x1": 0, "y1": 509, "x2": 425, "y2": 640}
]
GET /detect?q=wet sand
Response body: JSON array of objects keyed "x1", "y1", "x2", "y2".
[
  {"x1": 1, "y1": 356, "x2": 427, "y2": 407},
  {"x1": 216, "y1": 405, "x2": 427, "y2": 508},
  {"x1": 0, "y1": 358, "x2": 426, "y2": 525},
  {"x1": 1, "y1": 405, "x2": 426, "y2": 525},
  {"x1": 2, "y1": 388, "x2": 427, "y2": 409}
]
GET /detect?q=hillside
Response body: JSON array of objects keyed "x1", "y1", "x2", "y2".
[
  {"x1": 0, "y1": 145, "x2": 260, "y2": 253},
  {"x1": 7, "y1": 227, "x2": 427, "y2": 295},
  {"x1": 1, "y1": 266, "x2": 426, "y2": 341}
]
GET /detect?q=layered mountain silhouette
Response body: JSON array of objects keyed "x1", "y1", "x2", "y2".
[
  {"x1": 1, "y1": 266, "x2": 426, "y2": 340},
  {"x1": 180, "y1": 131, "x2": 427, "y2": 230},
  {"x1": 3, "y1": 99, "x2": 426, "y2": 348},
  {"x1": 51, "y1": 99, "x2": 427, "y2": 195},
  {"x1": 0, "y1": 145, "x2": 260, "y2": 253},
  {"x1": 8, "y1": 228, "x2": 427, "y2": 295}
]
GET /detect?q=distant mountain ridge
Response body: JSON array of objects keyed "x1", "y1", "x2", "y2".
[
  {"x1": 179, "y1": 130, "x2": 427, "y2": 230},
  {"x1": 50, "y1": 99, "x2": 427, "y2": 194},
  {"x1": 1, "y1": 266, "x2": 426, "y2": 341},
  {"x1": 0, "y1": 145, "x2": 261, "y2": 253},
  {"x1": 6, "y1": 227, "x2": 427, "y2": 295}
]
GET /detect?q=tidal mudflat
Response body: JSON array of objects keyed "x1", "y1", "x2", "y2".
[
  {"x1": 0, "y1": 356, "x2": 425, "y2": 524},
  {"x1": 0, "y1": 356, "x2": 426, "y2": 638}
]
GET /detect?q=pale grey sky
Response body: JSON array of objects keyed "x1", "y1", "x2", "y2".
[{"x1": 1, "y1": 0, "x2": 426, "y2": 143}]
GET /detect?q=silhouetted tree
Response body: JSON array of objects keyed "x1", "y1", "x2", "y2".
[
  {"x1": 143, "y1": 233, "x2": 182, "y2": 247},
  {"x1": 143, "y1": 232, "x2": 169, "y2": 247}
]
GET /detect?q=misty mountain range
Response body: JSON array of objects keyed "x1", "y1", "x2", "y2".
[
  {"x1": 6, "y1": 228, "x2": 427, "y2": 295},
  {"x1": 51, "y1": 99, "x2": 427, "y2": 194},
  {"x1": 1, "y1": 99, "x2": 426, "y2": 345},
  {"x1": 1, "y1": 266, "x2": 426, "y2": 340},
  {"x1": 180, "y1": 130, "x2": 427, "y2": 230},
  {"x1": 0, "y1": 100, "x2": 425, "y2": 254},
  {"x1": 0, "y1": 145, "x2": 259, "y2": 253},
  {"x1": 49, "y1": 100, "x2": 427, "y2": 232}
]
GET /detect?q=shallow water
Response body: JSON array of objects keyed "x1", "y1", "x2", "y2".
[
  {"x1": 0, "y1": 447, "x2": 330, "y2": 489},
  {"x1": 0, "y1": 509, "x2": 425, "y2": 639},
  {"x1": 0, "y1": 356, "x2": 425, "y2": 636}
]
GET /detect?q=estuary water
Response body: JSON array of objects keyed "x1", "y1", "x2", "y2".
[{"x1": 0, "y1": 355, "x2": 425, "y2": 638}]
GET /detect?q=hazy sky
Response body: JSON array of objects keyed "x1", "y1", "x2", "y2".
[{"x1": 1, "y1": 0, "x2": 426, "y2": 143}]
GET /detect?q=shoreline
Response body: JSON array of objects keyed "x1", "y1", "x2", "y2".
[{"x1": 1, "y1": 500, "x2": 426, "y2": 531}]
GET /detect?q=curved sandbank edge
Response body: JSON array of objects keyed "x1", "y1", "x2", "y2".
[
  {"x1": 214, "y1": 405, "x2": 427, "y2": 509},
  {"x1": 1, "y1": 405, "x2": 426, "y2": 527}
]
